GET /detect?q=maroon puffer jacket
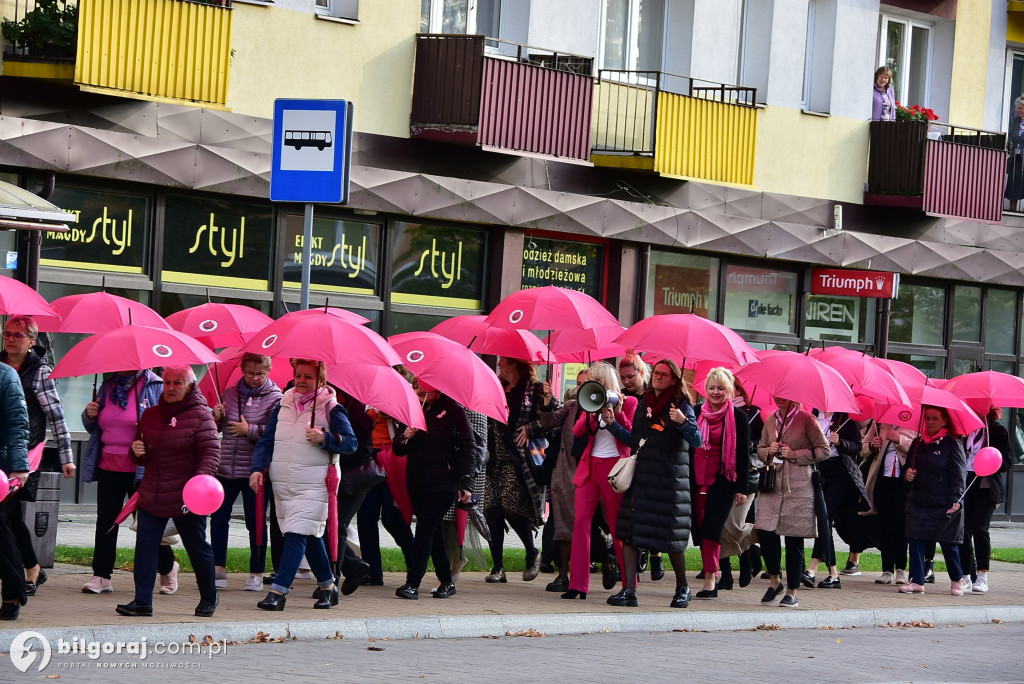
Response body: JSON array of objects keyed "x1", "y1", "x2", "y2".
[{"x1": 132, "y1": 385, "x2": 220, "y2": 518}]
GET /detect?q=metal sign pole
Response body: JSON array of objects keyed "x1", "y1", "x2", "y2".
[{"x1": 300, "y1": 202, "x2": 314, "y2": 310}]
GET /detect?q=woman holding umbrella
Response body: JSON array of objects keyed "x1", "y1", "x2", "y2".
[
  {"x1": 250, "y1": 359, "x2": 357, "y2": 611},
  {"x1": 755, "y1": 396, "x2": 830, "y2": 608},
  {"x1": 484, "y1": 357, "x2": 553, "y2": 583},
  {"x1": 609, "y1": 359, "x2": 701, "y2": 608},
  {"x1": 899, "y1": 405, "x2": 968, "y2": 596},
  {"x1": 210, "y1": 353, "x2": 282, "y2": 592},
  {"x1": 391, "y1": 378, "x2": 475, "y2": 599},
  {"x1": 115, "y1": 366, "x2": 221, "y2": 618},
  {"x1": 81, "y1": 368, "x2": 176, "y2": 595}
]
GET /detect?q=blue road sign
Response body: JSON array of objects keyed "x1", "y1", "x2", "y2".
[{"x1": 271, "y1": 99, "x2": 353, "y2": 204}]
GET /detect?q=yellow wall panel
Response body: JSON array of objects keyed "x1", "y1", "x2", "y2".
[{"x1": 654, "y1": 93, "x2": 757, "y2": 186}]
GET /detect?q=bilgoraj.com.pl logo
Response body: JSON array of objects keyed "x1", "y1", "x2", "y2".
[
  {"x1": 7, "y1": 631, "x2": 228, "y2": 672},
  {"x1": 9, "y1": 631, "x2": 51, "y2": 673}
]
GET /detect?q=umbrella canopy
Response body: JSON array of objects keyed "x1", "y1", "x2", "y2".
[
  {"x1": 0, "y1": 275, "x2": 60, "y2": 324},
  {"x1": 816, "y1": 352, "x2": 911, "y2": 407},
  {"x1": 875, "y1": 384, "x2": 984, "y2": 436},
  {"x1": 282, "y1": 306, "x2": 370, "y2": 326},
  {"x1": 326, "y1": 363, "x2": 426, "y2": 430},
  {"x1": 483, "y1": 286, "x2": 619, "y2": 331},
  {"x1": 242, "y1": 314, "x2": 400, "y2": 368},
  {"x1": 734, "y1": 350, "x2": 859, "y2": 414},
  {"x1": 390, "y1": 331, "x2": 509, "y2": 423},
  {"x1": 942, "y1": 370, "x2": 1024, "y2": 414},
  {"x1": 42, "y1": 292, "x2": 170, "y2": 334},
  {"x1": 870, "y1": 357, "x2": 928, "y2": 387},
  {"x1": 198, "y1": 345, "x2": 294, "y2": 408},
  {"x1": 166, "y1": 303, "x2": 273, "y2": 348},
  {"x1": 614, "y1": 314, "x2": 760, "y2": 367},
  {"x1": 544, "y1": 324, "x2": 627, "y2": 364},
  {"x1": 49, "y1": 325, "x2": 221, "y2": 379},
  {"x1": 431, "y1": 315, "x2": 555, "y2": 364}
]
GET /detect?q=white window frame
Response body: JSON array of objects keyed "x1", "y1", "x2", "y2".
[
  {"x1": 597, "y1": 0, "x2": 664, "y2": 75},
  {"x1": 315, "y1": 0, "x2": 359, "y2": 22},
  {"x1": 878, "y1": 13, "x2": 933, "y2": 107}
]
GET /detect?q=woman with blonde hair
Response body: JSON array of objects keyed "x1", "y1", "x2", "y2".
[
  {"x1": 559, "y1": 362, "x2": 636, "y2": 600},
  {"x1": 691, "y1": 367, "x2": 750, "y2": 598}
]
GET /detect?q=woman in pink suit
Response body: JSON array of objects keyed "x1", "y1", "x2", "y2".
[{"x1": 560, "y1": 362, "x2": 636, "y2": 600}]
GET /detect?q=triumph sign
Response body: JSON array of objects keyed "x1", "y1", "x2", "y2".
[{"x1": 810, "y1": 268, "x2": 899, "y2": 299}]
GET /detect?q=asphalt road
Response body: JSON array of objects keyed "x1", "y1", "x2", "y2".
[{"x1": 9, "y1": 621, "x2": 1021, "y2": 682}]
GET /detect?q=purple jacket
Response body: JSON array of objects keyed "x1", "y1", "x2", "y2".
[
  {"x1": 872, "y1": 85, "x2": 896, "y2": 121},
  {"x1": 216, "y1": 378, "x2": 282, "y2": 479}
]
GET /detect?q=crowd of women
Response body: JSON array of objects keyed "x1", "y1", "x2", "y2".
[{"x1": 0, "y1": 312, "x2": 1015, "y2": 620}]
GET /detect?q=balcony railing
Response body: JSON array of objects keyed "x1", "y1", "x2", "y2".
[
  {"x1": 866, "y1": 120, "x2": 1006, "y2": 222},
  {"x1": 2, "y1": 0, "x2": 79, "y2": 64},
  {"x1": 411, "y1": 34, "x2": 594, "y2": 162},
  {"x1": 592, "y1": 70, "x2": 758, "y2": 186}
]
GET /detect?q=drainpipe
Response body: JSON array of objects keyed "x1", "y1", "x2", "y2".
[{"x1": 876, "y1": 298, "x2": 891, "y2": 359}]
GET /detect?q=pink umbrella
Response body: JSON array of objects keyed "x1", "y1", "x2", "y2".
[
  {"x1": 27, "y1": 443, "x2": 44, "y2": 472},
  {"x1": 326, "y1": 464, "x2": 341, "y2": 561},
  {"x1": 484, "y1": 286, "x2": 619, "y2": 331},
  {"x1": 816, "y1": 352, "x2": 911, "y2": 407},
  {"x1": 0, "y1": 275, "x2": 60, "y2": 325},
  {"x1": 614, "y1": 314, "x2": 760, "y2": 367},
  {"x1": 282, "y1": 305, "x2": 370, "y2": 326},
  {"x1": 167, "y1": 303, "x2": 273, "y2": 348},
  {"x1": 390, "y1": 331, "x2": 509, "y2": 423},
  {"x1": 692, "y1": 358, "x2": 776, "y2": 409},
  {"x1": 199, "y1": 346, "x2": 293, "y2": 408},
  {"x1": 875, "y1": 384, "x2": 984, "y2": 436},
  {"x1": 49, "y1": 325, "x2": 221, "y2": 379},
  {"x1": 242, "y1": 315, "x2": 399, "y2": 369},
  {"x1": 943, "y1": 370, "x2": 1024, "y2": 414},
  {"x1": 431, "y1": 315, "x2": 555, "y2": 363},
  {"x1": 326, "y1": 363, "x2": 426, "y2": 430},
  {"x1": 376, "y1": 443, "x2": 412, "y2": 525},
  {"x1": 41, "y1": 292, "x2": 170, "y2": 333},
  {"x1": 734, "y1": 350, "x2": 859, "y2": 413},
  {"x1": 871, "y1": 357, "x2": 928, "y2": 386},
  {"x1": 108, "y1": 492, "x2": 140, "y2": 532},
  {"x1": 544, "y1": 324, "x2": 627, "y2": 364}
]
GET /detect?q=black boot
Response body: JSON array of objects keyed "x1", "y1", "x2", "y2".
[
  {"x1": 716, "y1": 558, "x2": 734, "y2": 590},
  {"x1": 923, "y1": 560, "x2": 935, "y2": 584},
  {"x1": 739, "y1": 549, "x2": 753, "y2": 588},
  {"x1": 606, "y1": 587, "x2": 638, "y2": 607},
  {"x1": 257, "y1": 592, "x2": 286, "y2": 611}
]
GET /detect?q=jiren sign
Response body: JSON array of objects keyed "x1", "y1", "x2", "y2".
[{"x1": 811, "y1": 269, "x2": 900, "y2": 299}]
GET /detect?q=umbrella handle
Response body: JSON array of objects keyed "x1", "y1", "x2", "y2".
[
  {"x1": 955, "y1": 475, "x2": 977, "y2": 507},
  {"x1": 92, "y1": 374, "x2": 98, "y2": 402},
  {"x1": 208, "y1": 363, "x2": 221, "y2": 406},
  {"x1": 310, "y1": 361, "x2": 322, "y2": 429}
]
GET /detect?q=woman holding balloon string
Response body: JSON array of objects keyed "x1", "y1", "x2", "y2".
[{"x1": 115, "y1": 366, "x2": 222, "y2": 619}]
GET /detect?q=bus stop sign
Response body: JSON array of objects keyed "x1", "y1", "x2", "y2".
[{"x1": 270, "y1": 99, "x2": 353, "y2": 204}]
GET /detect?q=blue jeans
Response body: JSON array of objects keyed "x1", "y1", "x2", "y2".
[
  {"x1": 271, "y1": 532, "x2": 335, "y2": 595},
  {"x1": 357, "y1": 480, "x2": 413, "y2": 579},
  {"x1": 134, "y1": 508, "x2": 216, "y2": 606},
  {"x1": 909, "y1": 537, "x2": 962, "y2": 585},
  {"x1": 210, "y1": 476, "x2": 267, "y2": 573}
]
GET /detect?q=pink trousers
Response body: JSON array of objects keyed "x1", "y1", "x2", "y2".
[{"x1": 568, "y1": 457, "x2": 625, "y2": 594}]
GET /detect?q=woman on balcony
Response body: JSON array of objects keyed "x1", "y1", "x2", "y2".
[
  {"x1": 1005, "y1": 96, "x2": 1024, "y2": 210},
  {"x1": 871, "y1": 67, "x2": 896, "y2": 122}
]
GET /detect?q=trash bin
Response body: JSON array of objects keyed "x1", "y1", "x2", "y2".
[{"x1": 20, "y1": 472, "x2": 61, "y2": 568}]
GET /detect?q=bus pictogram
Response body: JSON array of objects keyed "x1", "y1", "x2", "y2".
[{"x1": 284, "y1": 130, "x2": 333, "y2": 151}]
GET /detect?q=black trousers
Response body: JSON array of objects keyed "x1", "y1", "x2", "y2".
[
  {"x1": 961, "y1": 483, "x2": 998, "y2": 580},
  {"x1": 875, "y1": 476, "x2": 908, "y2": 573},
  {"x1": 757, "y1": 529, "x2": 804, "y2": 590},
  {"x1": 93, "y1": 468, "x2": 173, "y2": 578},
  {"x1": 0, "y1": 502, "x2": 26, "y2": 604},
  {"x1": 406, "y1": 490, "x2": 457, "y2": 587},
  {"x1": 3, "y1": 497, "x2": 37, "y2": 569},
  {"x1": 357, "y1": 480, "x2": 414, "y2": 580},
  {"x1": 330, "y1": 490, "x2": 367, "y2": 579}
]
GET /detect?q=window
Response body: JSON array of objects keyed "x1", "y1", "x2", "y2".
[
  {"x1": 738, "y1": 0, "x2": 772, "y2": 104},
  {"x1": 421, "y1": 0, "x2": 500, "y2": 36},
  {"x1": 803, "y1": 294, "x2": 873, "y2": 345},
  {"x1": 723, "y1": 265, "x2": 798, "y2": 335},
  {"x1": 600, "y1": 0, "x2": 664, "y2": 71},
  {"x1": 952, "y1": 284, "x2": 981, "y2": 343},
  {"x1": 802, "y1": 0, "x2": 835, "y2": 113},
  {"x1": 646, "y1": 250, "x2": 718, "y2": 318},
  {"x1": 879, "y1": 13, "x2": 931, "y2": 107},
  {"x1": 315, "y1": 0, "x2": 358, "y2": 21},
  {"x1": 889, "y1": 282, "x2": 944, "y2": 346}
]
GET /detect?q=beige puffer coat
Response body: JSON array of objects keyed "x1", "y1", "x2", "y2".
[{"x1": 755, "y1": 410, "x2": 829, "y2": 538}]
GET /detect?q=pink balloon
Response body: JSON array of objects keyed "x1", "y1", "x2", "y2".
[
  {"x1": 974, "y1": 446, "x2": 1003, "y2": 478},
  {"x1": 0, "y1": 470, "x2": 9, "y2": 503},
  {"x1": 182, "y1": 474, "x2": 225, "y2": 515},
  {"x1": 849, "y1": 395, "x2": 876, "y2": 422}
]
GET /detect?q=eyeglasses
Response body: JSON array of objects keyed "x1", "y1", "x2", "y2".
[
  {"x1": 651, "y1": 371, "x2": 672, "y2": 379},
  {"x1": 2, "y1": 331, "x2": 29, "y2": 341},
  {"x1": 243, "y1": 371, "x2": 268, "y2": 379}
]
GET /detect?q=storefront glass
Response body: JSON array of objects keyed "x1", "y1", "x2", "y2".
[
  {"x1": 889, "y1": 282, "x2": 944, "y2": 346},
  {"x1": 803, "y1": 294, "x2": 872, "y2": 344},
  {"x1": 952, "y1": 285, "x2": 981, "y2": 342},
  {"x1": 646, "y1": 250, "x2": 718, "y2": 318},
  {"x1": 41, "y1": 186, "x2": 150, "y2": 274},
  {"x1": 390, "y1": 222, "x2": 487, "y2": 309},
  {"x1": 520, "y1": 236, "x2": 604, "y2": 299},
  {"x1": 723, "y1": 264, "x2": 797, "y2": 334},
  {"x1": 987, "y1": 289, "x2": 1017, "y2": 356},
  {"x1": 283, "y1": 215, "x2": 381, "y2": 295}
]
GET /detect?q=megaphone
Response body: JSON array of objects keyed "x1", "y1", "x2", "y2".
[{"x1": 578, "y1": 380, "x2": 620, "y2": 413}]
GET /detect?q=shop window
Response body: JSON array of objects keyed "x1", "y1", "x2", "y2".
[
  {"x1": 159, "y1": 292, "x2": 272, "y2": 319},
  {"x1": 952, "y1": 285, "x2": 981, "y2": 343},
  {"x1": 521, "y1": 237, "x2": 604, "y2": 300},
  {"x1": 986, "y1": 289, "x2": 1017, "y2": 356},
  {"x1": 888, "y1": 352, "x2": 944, "y2": 380},
  {"x1": 722, "y1": 264, "x2": 797, "y2": 335},
  {"x1": 803, "y1": 293, "x2": 872, "y2": 345},
  {"x1": 390, "y1": 222, "x2": 487, "y2": 310},
  {"x1": 283, "y1": 215, "x2": 381, "y2": 296},
  {"x1": 388, "y1": 311, "x2": 452, "y2": 336},
  {"x1": 879, "y1": 13, "x2": 932, "y2": 108},
  {"x1": 646, "y1": 250, "x2": 718, "y2": 318},
  {"x1": 889, "y1": 282, "x2": 944, "y2": 346},
  {"x1": 600, "y1": 0, "x2": 664, "y2": 71}
]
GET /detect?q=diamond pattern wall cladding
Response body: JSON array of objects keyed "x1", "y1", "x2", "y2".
[{"x1": 2, "y1": 104, "x2": 1024, "y2": 286}]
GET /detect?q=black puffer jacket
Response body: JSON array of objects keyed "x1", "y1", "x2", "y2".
[{"x1": 616, "y1": 392, "x2": 701, "y2": 553}]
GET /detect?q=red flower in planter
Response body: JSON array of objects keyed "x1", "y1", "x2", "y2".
[{"x1": 895, "y1": 102, "x2": 940, "y2": 122}]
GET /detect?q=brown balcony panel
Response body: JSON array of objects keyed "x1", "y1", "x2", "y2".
[
  {"x1": 867, "y1": 120, "x2": 928, "y2": 196},
  {"x1": 411, "y1": 34, "x2": 485, "y2": 132},
  {"x1": 478, "y1": 57, "x2": 592, "y2": 162},
  {"x1": 922, "y1": 140, "x2": 1005, "y2": 222}
]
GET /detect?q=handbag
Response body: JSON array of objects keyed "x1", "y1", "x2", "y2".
[
  {"x1": 16, "y1": 470, "x2": 41, "y2": 503},
  {"x1": 339, "y1": 458, "x2": 387, "y2": 498},
  {"x1": 757, "y1": 464, "x2": 778, "y2": 493},
  {"x1": 607, "y1": 454, "x2": 637, "y2": 494}
]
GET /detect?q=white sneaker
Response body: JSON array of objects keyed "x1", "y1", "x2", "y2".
[
  {"x1": 875, "y1": 572, "x2": 893, "y2": 584},
  {"x1": 159, "y1": 561, "x2": 180, "y2": 595},
  {"x1": 972, "y1": 575, "x2": 989, "y2": 593},
  {"x1": 244, "y1": 574, "x2": 264, "y2": 591},
  {"x1": 893, "y1": 569, "x2": 908, "y2": 585},
  {"x1": 82, "y1": 576, "x2": 113, "y2": 593},
  {"x1": 295, "y1": 570, "x2": 313, "y2": 580},
  {"x1": 961, "y1": 577, "x2": 973, "y2": 593},
  {"x1": 214, "y1": 570, "x2": 228, "y2": 589}
]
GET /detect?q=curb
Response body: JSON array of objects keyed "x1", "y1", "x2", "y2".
[{"x1": 3, "y1": 604, "x2": 1021, "y2": 652}]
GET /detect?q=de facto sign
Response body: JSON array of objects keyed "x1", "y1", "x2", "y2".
[
  {"x1": 270, "y1": 99, "x2": 353, "y2": 204},
  {"x1": 811, "y1": 268, "x2": 899, "y2": 299}
]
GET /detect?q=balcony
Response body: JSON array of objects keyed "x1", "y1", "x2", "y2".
[
  {"x1": 591, "y1": 70, "x2": 758, "y2": 187},
  {"x1": 865, "y1": 120, "x2": 1006, "y2": 222},
  {"x1": 410, "y1": 34, "x2": 594, "y2": 163},
  {"x1": 1, "y1": 0, "x2": 78, "y2": 80},
  {"x1": 2, "y1": 0, "x2": 232, "y2": 108}
]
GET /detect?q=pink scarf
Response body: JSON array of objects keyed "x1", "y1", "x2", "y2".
[
  {"x1": 294, "y1": 389, "x2": 318, "y2": 415},
  {"x1": 698, "y1": 401, "x2": 737, "y2": 482},
  {"x1": 919, "y1": 427, "x2": 948, "y2": 445}
]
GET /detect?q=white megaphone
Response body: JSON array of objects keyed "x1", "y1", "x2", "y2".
[{"x1": 577, "y1": 380, "x2": 620, "y2": 413}]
